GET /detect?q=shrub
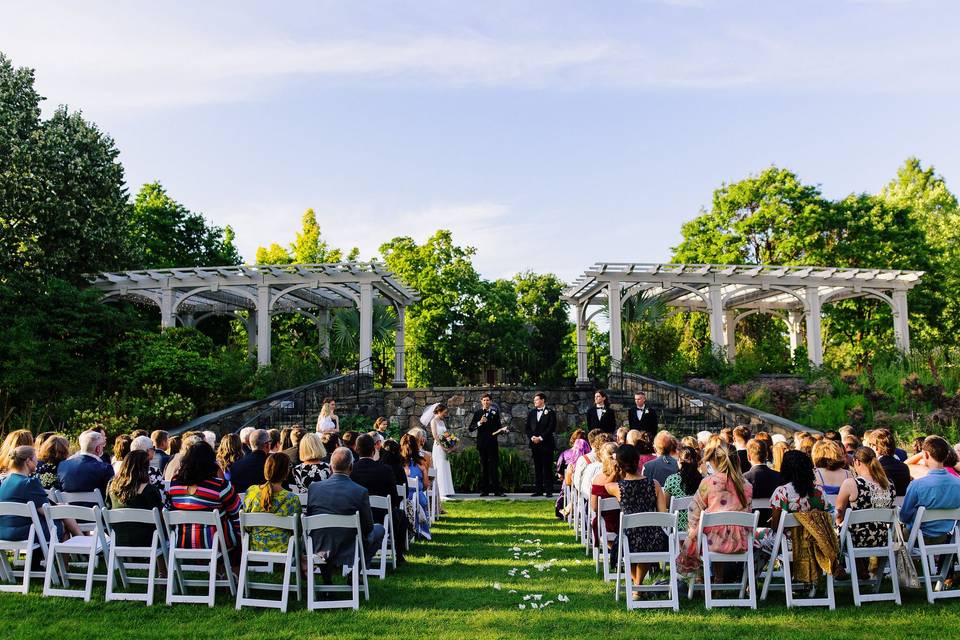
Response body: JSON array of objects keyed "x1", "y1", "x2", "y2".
[{"x1": 449, "y1": 447, "x2": 531, "y2": 492}]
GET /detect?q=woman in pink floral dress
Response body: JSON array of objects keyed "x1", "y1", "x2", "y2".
[{"x1": 677, "y1": 440, "x2": 753, "y2": 575}]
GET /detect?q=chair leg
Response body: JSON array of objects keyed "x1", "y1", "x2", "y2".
[
  {"x1": 207, "y1": 554, "x2": 217, "y2": 608},
  {"x1": 703, "y1": 553, "x2": 713, "y2": 609},
  {"x1": 850, "y1": 550, "x2": 862, "y2": 606},
  {"x1": 920, "y1": 550, "x2": 936, "y2": 604}
]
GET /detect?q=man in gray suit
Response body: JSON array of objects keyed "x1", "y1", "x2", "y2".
[
  {"x1": 642, "y1": 430, "x2": 679, "y2": 485},
  {"x1": 307, "y1": 447, "x2": 385, "y2": 582}
]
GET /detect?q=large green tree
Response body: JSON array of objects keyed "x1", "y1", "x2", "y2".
[{"x1": 513, "y1": 271, "x2": 571, "y2": 384}]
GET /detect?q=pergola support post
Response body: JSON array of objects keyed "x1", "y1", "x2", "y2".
[
  {"x1": 608, "y1": 281, "x2": 623, "y2": 372},
  {"x1": 318, "y1": 309, "x2": 330, "y2": 358},
  {"x1": 893, "y1": 289, "x2": 911, "y2": 354},
  {"x1": 160, "y1": 285, "x2": 175, "y2": 329},
  {"x1": 708, "y1": 284, "x2": 725, "y2": 357},
  {"x1": 359, "y1": 282, "x2": 373, "y2": 374},
  {"x1": 724, "y1": 310, "x2": 737, "y2": 362},
  {"x1": 245, "y1": 313, "x2": 257, "y2": 359},
  {"x1": 805, "y1": 286, "x2": 823, "y2": 366},
  {"x1": 393, "y1": 305, "x2": 407, "y2": 387},
  {"x1": 256, "y1": 284, "x2": 271, "y2": 367},
  {"x1": 576, "y1": 304, "x2": 589, "y2": 386},
  {"x1": 787, "y1": 310, "x2": 803, "y2": 358}
]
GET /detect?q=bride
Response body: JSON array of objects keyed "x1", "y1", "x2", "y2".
[{"x1": 421, "y1": 402, "x2": 455, "y2": 500}]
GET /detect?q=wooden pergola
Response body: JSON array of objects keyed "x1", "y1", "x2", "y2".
[
  {"x1": 564, "y1": 263, "x2": 924, "y2": 384},
  {"x1": 89, "y1": 263, "x2": 419, "y2": 385}
]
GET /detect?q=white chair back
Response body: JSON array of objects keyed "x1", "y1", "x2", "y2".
[
  {"x1": 836, "y1": 507, "x2": 900, "y2": 607},
  {"x1": 759, "y1": 511, "x2": 836, "y2": 609},
  {"x1": 0, "y1": 501, "x2": 49, "y2": 594},
  {"x1": 300, "y1": 512, "x2": 369, "y2": 610},
  {"x1": 907, "y1": 507, "x2": 960, "y2": 603},
  {"x1": 162, "y1": 508, "x2": 237, "y2": 606},
  {"x1": 694, "y1": 510, "x2": 759, "y2": 609},
  {"x1": 366, "y1": 495, "x2": 397, "y2": 579},
  {"x1": 236, "y1": 512, "x2": 300, "y2": 612},
  {"x1": 616, "y1": 511, "x2": 680, "y2": 611},
  {"x1": 101, "y1": 507, "x2": 167, "y2": 606},
  {"x1": 42, "y1": 504, "x2": 109, "y2": 602}
]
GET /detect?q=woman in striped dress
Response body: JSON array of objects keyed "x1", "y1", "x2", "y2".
[{"x1": 168, "y1": 440, "x2": 242, "y2": 567}]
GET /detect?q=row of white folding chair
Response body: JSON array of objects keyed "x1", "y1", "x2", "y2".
[
  {"x1": 366, "y1": 495, "x2": 398, "y2": 580},
  {"x1": 905, "y1": 506, "x2": 960, "y2": 603},
  {"x1": 597, "y1": 497, "x2": 621, "y2": 582},
  {"x1": 235, "y1": 512, "x2": 300, "y2": 611},
  {"x1": 302, "y1": 512, "x2": 369, "y2": 610},
  {"x1": 615, "y1": 511, "x2": 681, "y2": 610},
  {"x1": 0, "y1": 502, "x2": 53, "y2": 594}
]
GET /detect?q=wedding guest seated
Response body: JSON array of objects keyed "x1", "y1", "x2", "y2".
[
  {"x1": 379, "y1": 440, "x2": 407, "y2": 488},
  {"x1": 0, "y1": 430, "x2": 34, "y2": 480},
  {"x1": 242, "y1": 453, "x2": 301, "y2": 552},
  {"x1": 163, "y1": 432, "x2": 203, "y2": 482},
  {"x1": 676, "y1": 441, "x2": 753, "y2": 576},
  {"x1": 556, "y1": 429, "x2": 589, "y2": 489},
  {"x1": 341, "y1": 431, "x2": 359, "y2": 461},
  {"x1": 230, "y1": 429, "x2": 271, "y2": 493},
  {"x1": 351, "y1": 434, "x2": 406, "y2": 562},
  {"x1": 835, "y1": 447, "x2": 895, "y2": 558},
  {"x1": 168, "y1": 440, "x2": 242, "y2": 566},
  {"x1": 107, "y1": 450, "x2": 164, "y2": 547},
  {"x1": 900, "y1": 436, "x2": 960, "y2": 545},
  {"x1": 401, "y1": 434, "x2": 431, "y2": 539},
  {"x1": 407, "y1": 428, "x2": 433, "y2": 469},
  {"x1": 0, "y1": 446, "x2": 81, "y2": 544},
  {"x1": 873, "y1": 429, "x2": 911, "y2": 496},
  {"x1": 34, "y1": 435, "x2": 70, "y2": 490},
  {"x1": 130, "y1": 435, "x2": 167, "y2": 501},
  {"x1": 616, "y1": 427, "x2": 629, "y2": 445},
  {"x1": 151, "y1": 430, "x2": 171, "y2": 472},
  {"x1": 842, "y1": 434, "x2": 861, "y2": 458},
  {"x1": 662, "y1": 445, "x2": 702, "y2": 531},
  {"x1": 238, "y1": 427, "x2": 254, "y2": 455},
  {"x1": 812, "y1": 439, "x2": 853, "y2": 496},
  {"x1": 769, "y1": 450, "x2": 834, "y2": 532},
  {"x1": 590, "y1": 443, "x2": 620, "y2": 549},
  {"x1": 203, "y1": 431, "x2": 217, "y2": 450},
  {"x1": 772, "y1": 441, "x2": 790, "y2": 472},
  {"x1": 294, "y1": 433, "x2": 331, "y2": 492},
  {"x1": 279, "y1": 427, "x2": 292, "y2": 452},
  {"x1": 58, "y1": 429, "x2": 114, "y2": 497},
  {"x1": 579, "y1": 433, "x2": 613, "y2": 498},
  {"x1": 111, "y1": 434, "x2": 132, "y2": 474},
  {"x1": 754, "y1": 431, "x2": 774, "y2": 462},
  {"x1": 732, "y1": 426, "x2": 751, "y2": 473},
  {"x1": 306, "y1": 447, "x2": 385, "y2": 580},
  {"x1": 571, "y1": 429, "x2": 605, "y2": 493},
  {"x1": 267, "y1": 429, "x2": 282, "y2": 454},
  {"x1": 604, "y1": 444, "x2": 668, "y2": 588},
  {"x1": 642, "y1": 431, "x2": 678, "y2": 486},
  {"x1": 216, "y1": 434, "x2": 244, "y2": 482},
  {"x1": 282, "y1": 427, "x2": 307, "y2": 468},
  {"x1": 743, "y1": 439, "x2": 782, "y2": 527},
  {"x1": 634, "y1": 431, "x2": 656, "y2": 468}
]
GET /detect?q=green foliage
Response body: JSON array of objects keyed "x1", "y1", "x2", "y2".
[
  {"x1": 65, "y1": 385, "x2": 194, "y2": 440},
  {"x1": 255, "y1": 208, "x2": 357, "y2": 265},
  {"x1": 338, "y1": 414, "x2": 373, "y2": 433},
  {"x1": 128, "y1": 182, "x2": 240, "y2": 269},
  {"x1": 449, "y1": 447, "x2": 531, "y2": 492}
]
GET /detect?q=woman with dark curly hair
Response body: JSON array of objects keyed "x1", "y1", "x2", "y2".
[
  {"x1": 168, "y1": 440, "x2": 242, "y2": 565},
  {"x1": 770, "y1": 450, "x2": 834, "y2": 531}
]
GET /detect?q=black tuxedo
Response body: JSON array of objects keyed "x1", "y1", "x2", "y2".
[
  {"x1": 627, "y1": 404, "x2": 658, "y2": 439},
  {"x1": 469, "y1": 407, "x2": 503, "y2": 493},
  {"x1": 229, "y1": 450, "x2": 267, "y2": 493},
  {"x1": 743, "y1": 464, "x2": 782, "y2": 527},
  {"x1": 526, "y1": 407, "x2": 556, "y2": 494},
  {"x1": 586, "y1": 406, "x2": 617, "y2": 434}
]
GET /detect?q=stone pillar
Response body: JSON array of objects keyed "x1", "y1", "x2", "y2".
[
  {"x1": 608, "y1": 281, "x2": 623, "y2": 372},
  {"x1": 724, "y1": 310, "x2": 737, "y2": 362},
  {"x1": 256, "y1": 284, "x2": 271, "y2": 367},
  {"x1": 160, "y1": 285, "x2": 175, "y2": 329},
  {"x1": 708, "y1": 284, "x2": 725, "y2": 356},
  {"x1": 805, "y1": 286, "x2": 823, "y2": 366},
  {"x1": 787, "y1": 310, "x2": 803, "y2": 358},
  {"x1": 393, "y1": 305, "x2": 407, "y2": 387},
  {"x1": 359, "y1": 282, "x2": 373, "y2": 374},
  {"x1": 892, "y1": 289, "x2": 911, "y2": 354},
  {"x1": 576, "y1": 304, "x2": 589, "y2": 386}
]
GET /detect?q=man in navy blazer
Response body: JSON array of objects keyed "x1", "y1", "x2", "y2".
[
  {"x1": 57, "y1": 430, "x2": 113, "y2": 497},
  {"x1": 307, "y1": 447, "x2": 385, "y2": 580},
  {"x1": 230, "y1": 429, "x2": 270, "y2": 493}
]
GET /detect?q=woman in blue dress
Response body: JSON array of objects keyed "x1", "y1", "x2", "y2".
[{"x1": 401, "y1": 434, "x2": 431, "y2": 540}]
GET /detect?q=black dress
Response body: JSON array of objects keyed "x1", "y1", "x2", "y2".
[
  {"x1": 848, "y1": 477, "x2": 895, "y2": 548},
  {"x1": 107, "y1": 484, "x2": 164, "y2": 547},
  {"x1": 618, "y1": 478, "x2": 667, "y2": 553}
]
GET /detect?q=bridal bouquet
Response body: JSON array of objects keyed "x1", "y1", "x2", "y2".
[{"x1": 438, "y1": 431, "x2": 460, "y2": 453}]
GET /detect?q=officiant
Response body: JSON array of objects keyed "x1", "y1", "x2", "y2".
[{"x1": 468, "y1": 393, "x2": 506, "y2": 496}]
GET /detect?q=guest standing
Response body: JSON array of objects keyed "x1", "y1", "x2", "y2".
[
  {"x1": 586, "y1": 390, "x2": 617, "y2": 435},
  {"x1": 627, "y1": 391, "x2": 658, "y2": 441},
  {"x1": 526, "y1": 392, "x2": 556, "y2": 497}
]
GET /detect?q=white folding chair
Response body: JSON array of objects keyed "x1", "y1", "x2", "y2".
[
  {"x1": 235, "y1": 512, "x2": 301, "y2": 612},
  {"x1": 54, "y1": 490, "x2": 105, "y2": 534},
  {"x1": 0, "y1": 501, "x2": 53, "y2": 593},
  {"x1": 760, "y1": 512, "x2": 836, "y2": 609},
  {"x1": 837, "y1": 507, "x2": 900, "y2": 606},
  {"x1": 598, "y1": 497, "x2": 621, "y2": 582},
  {"x1": 42, "y1": 504, "x2": 110, "y2": 601},
  {"x1": 296, "y1": 492, "x2": 308, "y2": 507},
  {"x1": 669, "y1": 495, "x2": 694, "y2": 546},
  {"x1": 301, "y1": 512, "x2": 369, "y2": 610},
  {"x1": 163, "y1": 509, "x2": 237, "y2": 607},
  {"x1": 102, "y1": 507, "x2": 170, "y2": 606},
  {"x1": 407, "y1": 477, "x2": 428, "y2": 541},
  {"x1": 395, "y1": 484, "x2": 411, "y2": 550},
  {"x1": 905, "y1": 506, "x2": 960, "y2": 603},
  {"x1": 428, "y1": 468, "x2": 439, "y2": 522},
  {"x1": 691, "y1": 510, "x2": 759, "y2": 609},
  {"x1": 615, "y1": 511, "x2": 680, "y2": 611},
  {"x1": 366, "y1": 495, "x2": 397, "y2": 579}
]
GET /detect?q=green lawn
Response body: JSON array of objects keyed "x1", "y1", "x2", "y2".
[{"x1": 3, "y1": 500, "x2": 960, "y2": 639}]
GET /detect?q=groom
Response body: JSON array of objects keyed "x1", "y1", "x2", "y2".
[
  {"x1": 468, "y1": 393, "x2": 506, "y2": 497},
  {"x1": 525, "y1": 392, "x2": 556, "y2": 497}
]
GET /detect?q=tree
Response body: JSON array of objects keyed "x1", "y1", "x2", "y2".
[
  {"x1": 514, "y1": 271, "x2": 572, "y2": 384},
  {"x1": 1, "y1": 53, "x2": 130, "y2": 283},
  {"x1": 127, "y1": 182, "x2": 241, "y2": 269},
  {"x1": 255, "y1": 208, "x2": 358, "y2": 264}
]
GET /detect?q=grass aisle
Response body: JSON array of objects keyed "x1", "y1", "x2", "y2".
[{"x1": 3, "y1": 500, "x2": 960, "y2": 639}]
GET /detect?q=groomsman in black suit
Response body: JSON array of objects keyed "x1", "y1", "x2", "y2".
[
  {"x1": 586, "y1": 390, "x2": 617, "y2": 434},
  {"x1": 468, "y1": 393, "x2": 506, "y2": 496},
  {"x1": 525, "y1": 392, "x2": 556, "y2": 497},
  {"x1": 627, "y1": 391, "x2": 658, "y2": 440}
]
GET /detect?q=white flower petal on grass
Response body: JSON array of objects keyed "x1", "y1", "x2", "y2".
[
  {"x1": 530, "y1": 603, "x2": 538, "y2": 609},
  {"x1": 560, "y1": 568, "x2": 568, "y2": 572},
  {"x1": 509, "y1": 589, "x2": 517, "y2": 594},
  {"x1": 557, "y1": 594, "x2": 570, "y2": 602},
  {"x1": 493, "y1": 582, "x2": 501, "y2": 590},
  {"x1": 518, "y1": 604, "x2": 526, "y2": 610},
  {"x1": 523, "y1": 594, "x2": 531, "y2": 601},
  {"x1": 532, "y1": 594, "x2": 543, "y2": 600}
]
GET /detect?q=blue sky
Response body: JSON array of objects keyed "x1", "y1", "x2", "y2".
[{"x1": 3, "y1": 0, "x2": 959, "y2": 281}]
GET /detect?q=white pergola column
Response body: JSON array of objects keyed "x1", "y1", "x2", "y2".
[
  {"x1": 256, "y1": 284, "x2": 271, "y2": 367},
  {"x1": 393, "y1": 305, "x2": 407, "y2": 387},
  {"x1": 576, "y1": 304, "x2": 589, "y2": 385},
  {"x1": 805, "y1": 286, "x2": 823, "y2": 366},
  {"x1": 359, "y1": 282, "x2": 373, "y2": 374},
  {"x1": 724, "y1": 310, "x2": 737, "y2": 361},
  {"x1": 245, "y1": 313, "x2": 257, "y2": 358},
  {"x1": 708, "y1": 284, "x2": 725, "y2": 355},
  {"x1": 608, "y1": 281, "x2": 623, "y2": 372},
  {"x1": 787, "y1": 310, "x2": 803, "y2": 358},
  {"x1": 892, "y1": 289, "x2": 911, "y2": 354},
  {"x1": 160, "y1": 285, "x2": 175, "y2": 329},
  {"x1": 319, "y1": 309, "x2": 330, "y2": 357}
]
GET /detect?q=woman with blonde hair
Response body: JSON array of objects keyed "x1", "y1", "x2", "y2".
[
  {"x1": 0, "y1": 430, "x2": 35, "y2": 476},
  {"x1": 771, "y1": 442, "x2": 790, "y2": 472},
  {"x1": 315, "y1": 398, "x2": 339, "y2": 433},
  {"x1": 590, "y1": 442, "x2": 621, "y2": 549},
  {"x1": 293, "y1": 432, "x2": 330, "y2": 492},
  {"x1": 676, "y1": 440, "x2": 753, "y2": 575},
  {"x1": 812, "y1": 439, "x2": 853, "y2": 496}
]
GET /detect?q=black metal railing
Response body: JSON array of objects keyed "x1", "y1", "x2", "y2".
[{"x1": 173, "y1": 368, "x2": 374, "y2": 438}]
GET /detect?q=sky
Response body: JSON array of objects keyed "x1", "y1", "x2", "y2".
[{"x1": 3, "y1": 0, "x2": 959, "y2": 283}]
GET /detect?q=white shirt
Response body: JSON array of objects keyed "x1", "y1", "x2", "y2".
[
  {"x1": 571, "y1": 451, "x2": 596, "y2": 489},
  {"x1": 580, "y1": 460, "x2": 602, "y2": 495},
  {"x1": 596, "y1": 407, "x2": 604, "y2": 419}
]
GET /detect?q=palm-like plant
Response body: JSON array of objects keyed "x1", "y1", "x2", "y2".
[{"x1": 330, "y1": 304, "x2": 399, "y2": 353}]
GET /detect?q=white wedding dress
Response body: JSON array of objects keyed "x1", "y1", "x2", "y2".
[{"x1": 431, "y1": 417, "x2": 456, "y2": 500}]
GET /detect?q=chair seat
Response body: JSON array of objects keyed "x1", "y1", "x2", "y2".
[{"x1": 57, "y1": 535, "x2": 104, "y2": 553}]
